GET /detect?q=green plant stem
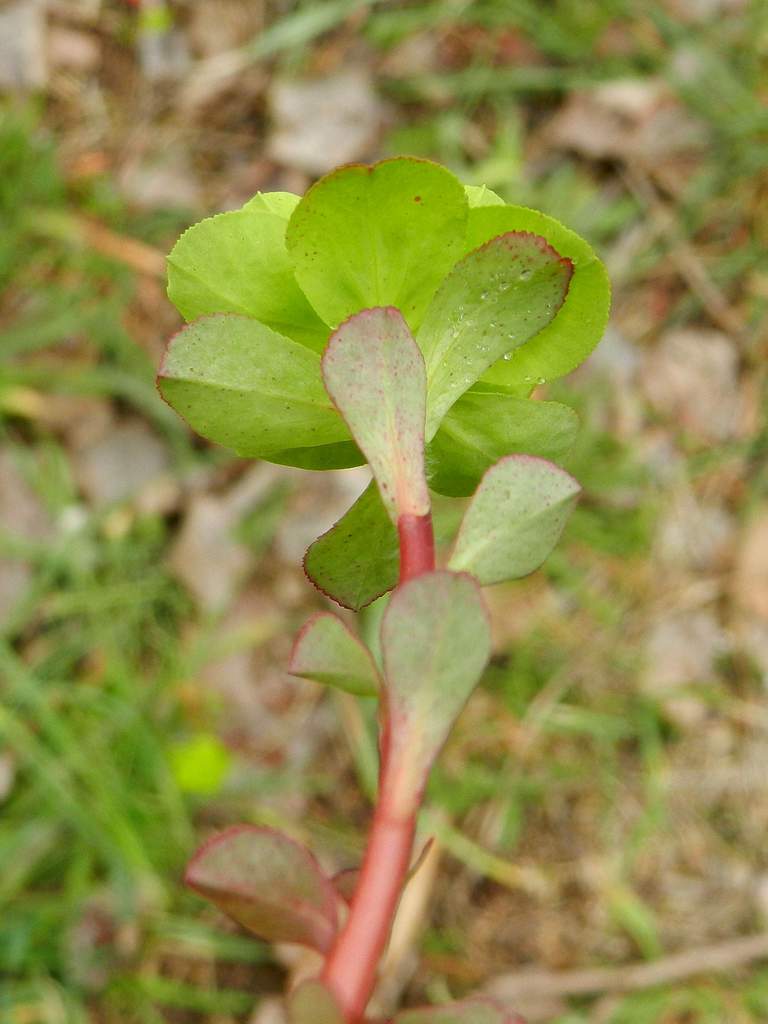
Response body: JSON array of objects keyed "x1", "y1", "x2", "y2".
[{"x1": 321, "y1": 511, "x2": 436, "y2": 1022}]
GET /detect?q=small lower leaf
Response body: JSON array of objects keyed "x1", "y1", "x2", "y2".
[
  {"x1": 382, "y1": 571, "x2": 491, "y2": 789},
  {"x1": 289, "y1": 612, "x2": 381, "y2": 697},
  {"x1": 184, "y1": 825, "x2": 338, "y2": 952},
  {"x1": 428, "y1": 390, "x2": 579, "y2": 497},
  {"x1": 448, "y1": 455, "x2": 580, "y2": 585},
  {"x1": 288, "y1": 981, "x2": 345, "y2": 1024},
  {"x1": 304, "y1": 482, "x2": 399, "y2": 610},
  {"x1": 395, "y1": 998, "x2": 525, "y2": 1024}
]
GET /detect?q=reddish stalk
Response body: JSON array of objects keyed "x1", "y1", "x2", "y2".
[
  {"x1": 397, "y1": 513, "x2": 435, "y2": 584},
  {"x1": 321, "y1": 510, "x2": 436, "y2": 1022}
]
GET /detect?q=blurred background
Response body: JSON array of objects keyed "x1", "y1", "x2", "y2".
[{"x1": 1, "y1": 1, "x2": 767, "y2": 1022}]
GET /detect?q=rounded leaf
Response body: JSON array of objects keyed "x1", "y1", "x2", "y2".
[
  {"x1": 304, "y1": 482, "x2": 399, "y2": 611},
  {"x1": 417, "y1": 232, "x2": 573, "y2": 437},
  {"x1": 286, "y1": 157, "x2": 468, "y2": 331},
  {"x1": 185, "y1": 825, "x2": 338, "y2": 952},
  {"x1": 322, "y1": 307, "x2": 430, "y2": 522},
  {"x1": 448, "y1": 455, "x2": 580, "y2": 584},
  {"x1": 465, "y1": 204, "x2": 610, "y2": 392},
  {"x1": 428, "y1": 390, "x2": 579, "y2": 497},
  {"x1": 289, "y1": 611, "x2": 381, "y2": 697},
  {"x1": 158, "y1": 314, "x2": 349, "y2": 457},
  {"x1": 382, "y1": 571, "x2": 491, "y2": 787},
  {"x1": 167, "y1": 209, "x2": 327, "y2": 351}
]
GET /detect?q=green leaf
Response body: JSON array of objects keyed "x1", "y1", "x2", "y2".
[
  {"x1": 288, "y1": 981, "x2": 345, "y2": 1024},
  {"x1": 395, "y1": 998, "x2": 524, "y2": 1024},
  {"x1": 289, "y1": 611, "x2": 381, "y2": 697},
  {"x1": 286, "y1": 157, "x2": 468, "y2": 331},
  {"x1": 158, "y1": 314, "x2": 349, "y2": 458},
  {"x1": 428, "y1": 390, "x2": 579, "y2": 497},
  {"x1": 304, "y1": 481, "x2": 398, "y2": 611},
  {"x1": 184, "y1": 825, "x2": 338, "y2": 952},
  {"x1": 167, "y1": 208, "x2": 328, "y2": 351},
  {"x1": 264, "y1": 440, "x2": 364, "y2": 471},
  {"x1": 464, "y1": 184, "x2": 505, "y2": 208},
  {"x1": 242, "y1": 190, "x2": 300, "y2": 218},
  {"x1": 322, "y1": 307, "x2": 430, "y2": 522},
  {"x1": 466, "y1": 205, "x2": 610, "y2": 393},
  {"x1": 417, "y1": 232, "x2": 574, "y2": 437},
  {"x1": 381, "y1": 571, "x2": 491, "y2": 788},
  {"x1": 448, "y1": 455, "x2": 580, "y2": 585}
]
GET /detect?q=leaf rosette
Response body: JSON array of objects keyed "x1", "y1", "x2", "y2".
[{"x1": 159, "y1": 157, "x2": 609, "y2": 608}]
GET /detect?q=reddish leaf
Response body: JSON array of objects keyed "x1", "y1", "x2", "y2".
[
  {"x1": 185, "y1": 825, "x2": 338, "y2": 952},
  {"x1": 322, "y1": 307, "x2": 430, "y2": 523}
]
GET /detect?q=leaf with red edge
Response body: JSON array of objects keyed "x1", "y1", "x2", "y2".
[
  {"x1": 285, "y1": 157, "x2": 468, "y2": 332},
  {"x1": 394, "y1": 998, "x2": 526, "y2": 1024},
  {"x1": 184, "y1": 825, "x2": 338, "y2": 952},
  {"x1": 448, "y1": 455, "x2": 580, "y2": 585},
  {"x1": 288, "y1": 980, "x2": 345, "y2": 1024},
  {"x1": 381, "y1": 571, "x2": 491, "y2": 801},
  {"x1": 322, "y1": 307, "x2": 430, "y2": 524},
  {"x1": 304, "y1": 481, "x2": 398, "y2": 611},
  {"x1": 416, "y1": 231, "x2": 574, "y2": 437},
  {"x1": 465, "y1": 203, "x2": 610, "y2": 395},
  {"x1": 157, "y1": 314, "x2": 349, "y2": 458},
  {"x1": 289, "y1": 611, "x2": 381, "y2": 697}
]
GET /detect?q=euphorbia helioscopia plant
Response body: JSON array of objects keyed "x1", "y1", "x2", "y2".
[{"x1": 158, "y1": 158, "x2": 610, "y2": 1024}]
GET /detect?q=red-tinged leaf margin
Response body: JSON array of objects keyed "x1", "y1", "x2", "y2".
[
  {"x1": 380, "y1": 570, "x2": 492, "y2": 814},
  {"x1": 447, "y1": 453, "x2": 581, "y2": 585},
  {"x1": 184, "y1": 824, "x2": 339, "y2": 953},
  {"x1": 321, "y1": 306, "x2": 430, "y2": 523},
  {"x1": 288, "y1": 610, "x2": 382, "y2": 697},
  {"x1": 303, "y1": 481, "x2": 399, "y2": 611}
]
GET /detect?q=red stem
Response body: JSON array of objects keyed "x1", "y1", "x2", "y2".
[
  {"x1": 321, "y1": 510, "x2": 435, "y2": 1022},
  {"x1": 397, "y1": 513, "x2": 435, "y2": 584},
  {"x1": 321, "y1": 749, "x2": 417, "y2": 1021}
]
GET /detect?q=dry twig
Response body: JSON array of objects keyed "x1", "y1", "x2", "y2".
[{"x1": 485, "y1": 932, "x2": 768, "y2": 1004}]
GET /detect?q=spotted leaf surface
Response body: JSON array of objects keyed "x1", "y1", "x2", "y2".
[
  {"x1": 417, "y1": 232, "x2": 573, "y2": 437},
  {"x1": 449, "y1": 455, "x2": 580, "y2": 585},
  {"x1": 322, "y1": 307, "x2": 429, "y2": 522}
]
